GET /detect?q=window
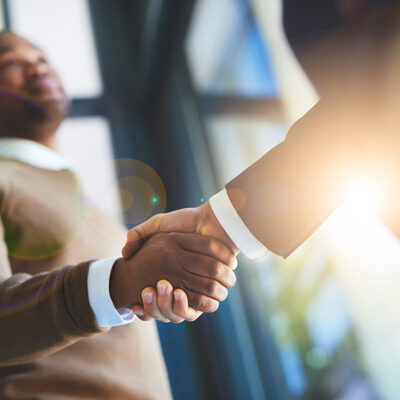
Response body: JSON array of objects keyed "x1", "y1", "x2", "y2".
[{"x1": 55, "y1": 117, "x2": 122, "y2": 221}]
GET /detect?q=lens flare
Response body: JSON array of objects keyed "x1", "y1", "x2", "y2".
[{"x1": 114, "y1": 158, "x2": 167, "y2": 225}]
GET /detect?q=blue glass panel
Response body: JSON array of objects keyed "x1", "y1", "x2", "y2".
[{"x1": 210, "y1": 19, "x2": 277, "y2": 97}]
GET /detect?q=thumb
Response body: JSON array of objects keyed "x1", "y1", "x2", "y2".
[{"x1": 122, "y1": 215, "x2": 162, "y2": 259}]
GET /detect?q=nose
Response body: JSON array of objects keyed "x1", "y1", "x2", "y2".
[{"x1": 25, "y1": 59, "x2": 49, "y2": 80}]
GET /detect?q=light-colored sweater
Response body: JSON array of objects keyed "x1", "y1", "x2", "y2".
[{"x1": 0, "y1": 158, "x2": 172, "y2": 399}]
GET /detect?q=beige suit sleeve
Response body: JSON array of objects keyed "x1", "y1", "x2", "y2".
[{"x1": 0, "y1": 216, "x2": 107, "y2": 366}]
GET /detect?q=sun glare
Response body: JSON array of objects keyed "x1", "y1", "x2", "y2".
[
  {"x1": 337, "y1": 168, "x2": 389, "y2": 217},
  {"x1": 343, "y1": 180, "x2": 385, "y2": 215}
]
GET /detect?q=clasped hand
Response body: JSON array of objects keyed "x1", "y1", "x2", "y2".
[{"x1": 118, "y1": 203, "x2": 238, "y2": 323}]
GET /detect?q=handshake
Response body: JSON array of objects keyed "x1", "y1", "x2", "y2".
[{"x1": 110, "y1": 202, "x2": 239, "y2": 323}]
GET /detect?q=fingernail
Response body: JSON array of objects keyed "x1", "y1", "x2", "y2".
[
  {"x1": 144, "y1": 293, "x2": 153, "y2": 303},
  {"x1": 158, "y1": 284, "x2": 167, "y2": 295},
  {"x1": 174, "y1": 292, "x2": 180, "y2": 301}
]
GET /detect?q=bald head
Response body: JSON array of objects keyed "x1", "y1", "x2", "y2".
[{"x1": 0, "y1": 30, "x2": 36, "y2": 49}]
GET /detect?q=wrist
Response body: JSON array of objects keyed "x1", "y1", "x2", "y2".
[{"x1": 109, "y1": 257, "x2": 142, "y2": 309}]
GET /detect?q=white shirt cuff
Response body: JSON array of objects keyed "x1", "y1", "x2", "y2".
[
  {"x1": 87, "y1": 257, "x2": 136, "y2": 327},
  {"x1": 209, "y1": 189, "x2": 271, "y2": 261}
]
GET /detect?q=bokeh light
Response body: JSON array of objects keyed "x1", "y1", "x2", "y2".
[
  {"x1": 305, "y1": 347, "x2": 328, "y2": 370},
  {"x1": 114, "y1": 158, "x2": 167, "y2": 225}
]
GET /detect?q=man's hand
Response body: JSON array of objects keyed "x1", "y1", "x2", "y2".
[
  {"x1": 110, "y1": 232, "x2": 237, "y2": 313},
  {"x1": 122, "y1": 202, "x2": 238, "y2": 259},
  {"x1": 132, "y1": 280, "x2": 202, "y2": 323}
]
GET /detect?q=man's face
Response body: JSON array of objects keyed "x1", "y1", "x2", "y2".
[{"x1": 0, "y1": 32, "x2": 69, "y2": 121}]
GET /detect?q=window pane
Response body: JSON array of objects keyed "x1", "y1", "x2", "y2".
[
  {"x1": 55, "y1": 117, "x2": 122, "y2": 221},
  {"x1": 206, "y1": 116, "x2": 287, "y2": 184},
  {"x1": 0, "y1": 1, "x2": 5, "y2": 30},
  {"x1": 8, "y1": 0, "x2": 102, "y2": 97},
  {"x1": 186, "y1": 0, "x2": 277, "y2": 96}
]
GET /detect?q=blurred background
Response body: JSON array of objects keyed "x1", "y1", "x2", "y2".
[{"x1": 2, "y1": 0, "x2": 400, "y2": 399}]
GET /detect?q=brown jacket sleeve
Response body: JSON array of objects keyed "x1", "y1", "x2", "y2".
[{"x1": 0, "y1": 216, "x2": 107, "y2": 366}]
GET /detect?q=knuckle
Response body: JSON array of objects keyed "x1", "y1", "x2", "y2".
[
  {"x1": 223, "y1": 269, "x2": 236, "y2": 288},
  {"x1": 212, "y1": 284, "x2": 227, "y2": 302},
  {"x1": 228, "y1": 255, "x2": 237, "y2": 268},
  {"x1": 192, "y1": 296, "x2": 203, "y2": 310},
  {"x1": 190, "y1": 294, "x2": 206, "y2": 311},
  {"x1": 229, "y1": 271, "x2": 237, "y2": 288},
  {"x1": 206, "y1": 280, "x2": 219, "y2": 297},
  {"x1": 193, "y1": 296, "x2": 219, "y2": 313},
  {"x1": 212, "y1": 262, "x2": 224, "y2": 280},
  {"x1": 219, "y1": 287, "x2": 228, "y2": 302},
  {"x1": 215, "y1": 263, "x2": 233, "y2": 287},
  {"x1": 204, "y1": 300, "x2": 219, "y2": 313},
  {"x1": 206, "y1": 239, "x2": 218, "y2": 255}
]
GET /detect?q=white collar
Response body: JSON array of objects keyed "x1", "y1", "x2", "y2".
[{"x1": 0, "y1": 138, "x2": 76, "y2": 172}]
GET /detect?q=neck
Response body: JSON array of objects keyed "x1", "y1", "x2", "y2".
[{"x1": 0, "y1": 117, "x2": 61, "y2": 149}]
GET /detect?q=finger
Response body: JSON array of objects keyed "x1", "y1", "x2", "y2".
[
  {"x1": 183, "y1": 254, "x2": 236, "y2": 288},
  {"x1": 176, "y1": 234, "x2": 237, "y2": 269},
  {"x1": 122, "y1": 214, "x2": 163, "y2": 258},
  {"x1": 131, "y1": 304, "x2": 154, "y2": 321},
  {"x1": 141, "y1": 287, "x2": 170, "y2": 323},
  {"x1": 181, "y1": 270, "x2": 229, "y2": 302},
  {"x1": 156, "y1": 280, "x2": 184, "y2": 323},
  {"x1": 173, "y1": 289, "x2": 203, "y2": 322},
  {"x1": 186, "y1": 290, "x2": 220, "y2": 313}
]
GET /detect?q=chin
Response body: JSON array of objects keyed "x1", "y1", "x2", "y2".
[
  {"x1": 23, "y1": 98, "x2": 69, "y2": 124},
  {"x1": 31, "y1": 94, "x2": 71, "y2": 121}
]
